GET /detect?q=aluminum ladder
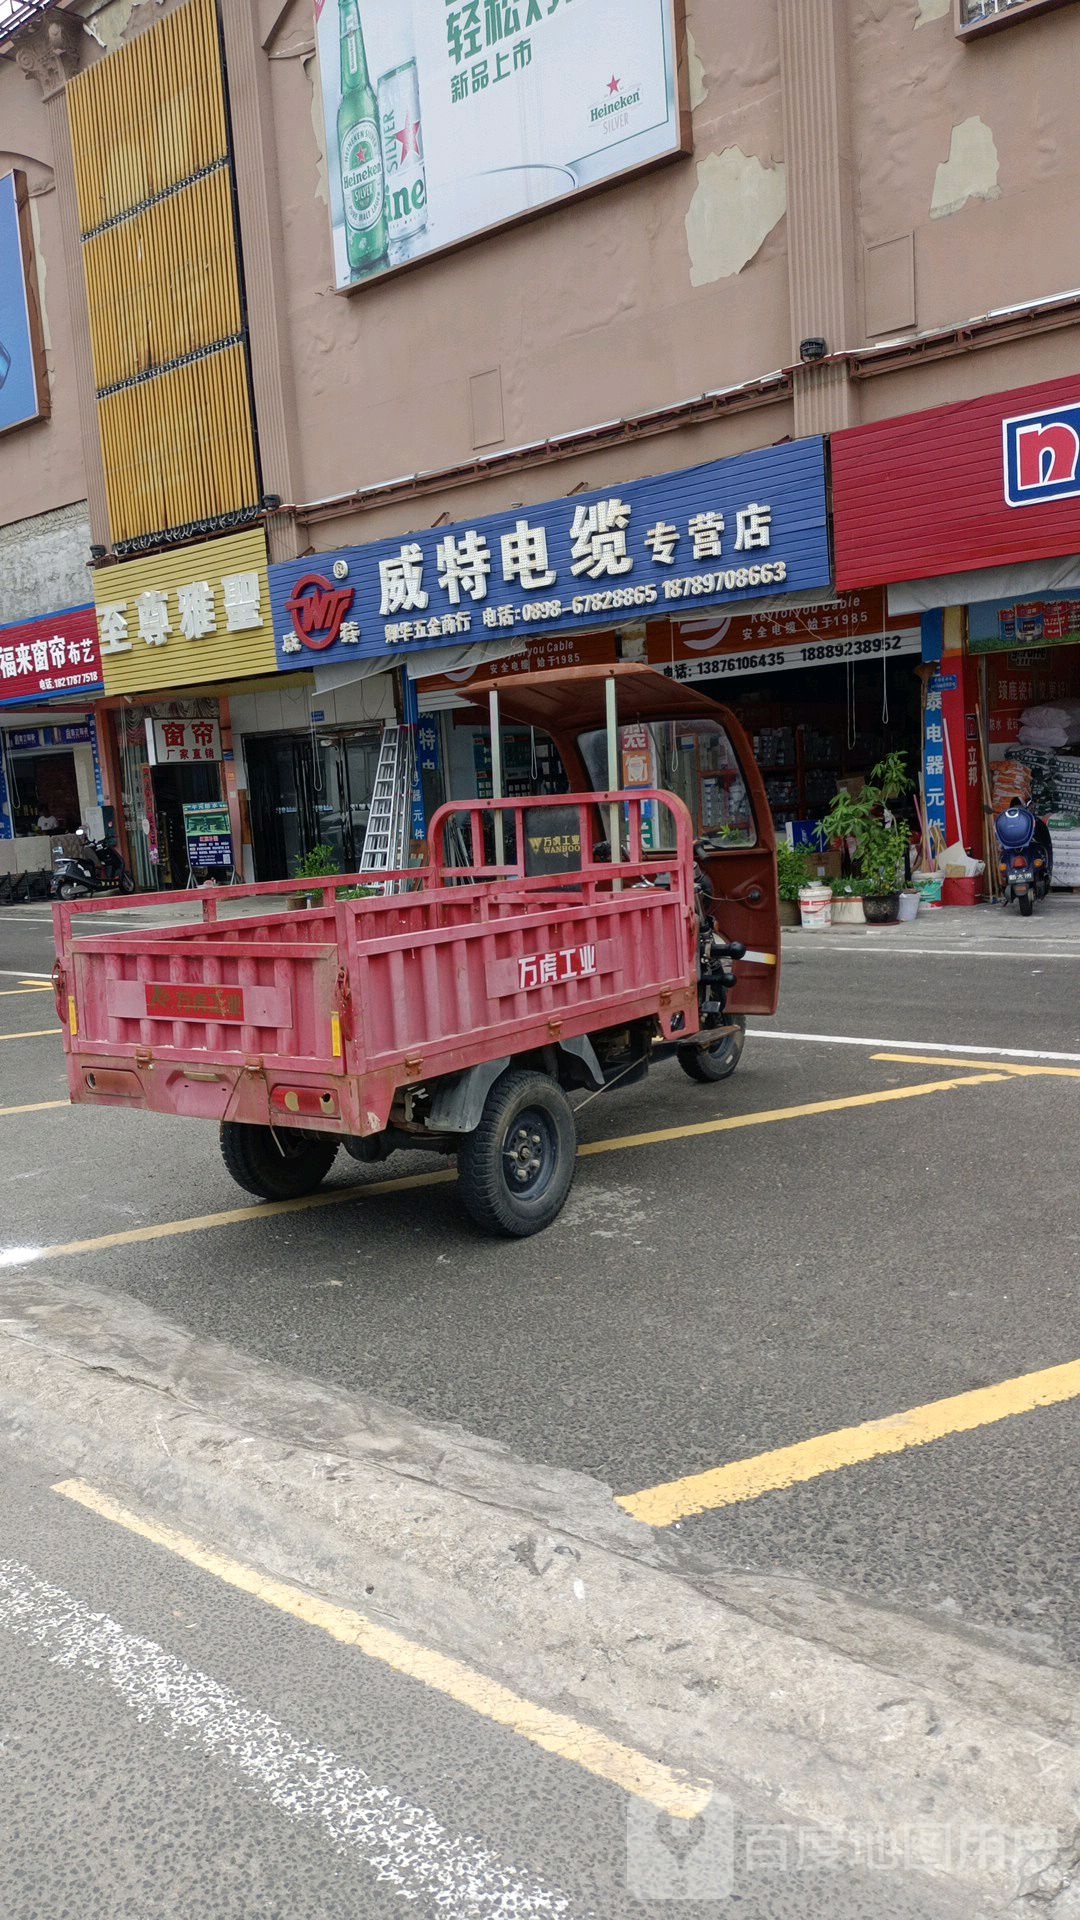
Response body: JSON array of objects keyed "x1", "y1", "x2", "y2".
[{"x1": 359, "y1": 723, "x2": 413, "y2": 890}]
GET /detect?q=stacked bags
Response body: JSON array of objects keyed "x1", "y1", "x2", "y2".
[
  {"x1": 991, "y1": 760, "x2": 1032, "y2": 812},
  {"x1": 1018, "y1": 700, "x2": 1080, "y2": 748}
]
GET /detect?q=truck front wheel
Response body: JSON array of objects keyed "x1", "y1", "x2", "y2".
[
  {"x1": 456, "y1": 1069, "x2": 577, "y2": 1238},
  {"x1": 220, "y1": 1122, "x2": 339, "y2": 1200}
]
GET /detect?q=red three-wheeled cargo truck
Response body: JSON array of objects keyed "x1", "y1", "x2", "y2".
[{"x1": 51, "y1": 665, "x2": 781, "y2": 1236}]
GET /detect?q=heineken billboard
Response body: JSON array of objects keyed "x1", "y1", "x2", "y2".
[{"x1": 315, "y1": 0, "x2": 688, "y2": 289}]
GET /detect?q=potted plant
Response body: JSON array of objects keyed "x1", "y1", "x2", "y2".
[
  {"x1": 289, "y1": 842, "x2": 340, "y2": 909},
  {"x1": 817, "y1": 755, "x2": 913, "y2": 925},
  {"x1": 776, "y1": 841, "x2": 815, "y2": 926},
  {"x1": 830, "y1": 877, "x2": 866, "y2": 925}
]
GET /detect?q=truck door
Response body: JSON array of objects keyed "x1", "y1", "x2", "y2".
[{"x1": 691, "y1": 707, "x2": 780, "y2": 1017}]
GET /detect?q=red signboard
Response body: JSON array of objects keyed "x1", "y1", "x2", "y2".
[
  {"x1": 421, "y1": 630, "x2": 617, "y2": 696},
  {"x1": 146, "y1": 982, "x2": 245, "y2": 1022},
  {"x1": 648, "y1": 590, "x2": 892, "y2": 659},
  {"x1": 0, "y1": 605, "x2": 102, "y2": 705},
  {"x1": 831, "y1": 374, "x2": 1080, "y2": 592}
]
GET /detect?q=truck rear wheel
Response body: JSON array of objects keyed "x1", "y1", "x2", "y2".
[
  {"x1": 220, "y1": 1122, "x2": 339, "y2": 1200},
  {"x1": 456, "y1": 1069, "x2": 577, "y2": 1238},
  {"x1": 678, "y1": 1014, "x2": 746, "y2": 1083}
]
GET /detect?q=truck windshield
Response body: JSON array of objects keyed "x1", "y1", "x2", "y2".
[{"x1": 577, "y1": 719, "x2": 756, "y2": 849}]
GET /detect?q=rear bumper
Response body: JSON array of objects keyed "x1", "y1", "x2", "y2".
[{"x1": 66, "y1": 1057, "x2": 387, "y2": 1134}]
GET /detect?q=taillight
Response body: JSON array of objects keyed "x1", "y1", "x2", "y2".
[{"x1": 1012, "y1": 854, "x2": 1029, "y2": 870}]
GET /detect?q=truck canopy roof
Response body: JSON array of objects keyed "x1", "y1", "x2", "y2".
[{"x1": 463, "y1": 662, "x2": 735, "y2": 735}]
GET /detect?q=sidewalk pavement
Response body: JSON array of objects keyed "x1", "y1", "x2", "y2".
[{"x1": 786, "y1": 895, "x2": 1080, "y2": 951}]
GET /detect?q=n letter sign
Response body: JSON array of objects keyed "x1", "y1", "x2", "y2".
[{"x1": 1004, "y1": 403, "x2": 1080, "y2": 508}]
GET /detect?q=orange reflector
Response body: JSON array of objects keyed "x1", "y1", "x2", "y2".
[{"x1": 68, "y1": 996, "x2": 78, "y2": 1035}]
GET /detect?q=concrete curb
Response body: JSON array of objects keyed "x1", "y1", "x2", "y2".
[{"x1": 1, "y1": 1269, "x2": 1077, "y2": 1915}]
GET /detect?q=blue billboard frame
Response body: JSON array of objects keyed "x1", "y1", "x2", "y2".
[{"x1": 0, "y1": 171, "x2": 46, "y2": 437}]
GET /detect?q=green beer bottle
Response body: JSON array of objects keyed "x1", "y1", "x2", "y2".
[{"x1": 337, "y1": 0, "x2": 387, "y2": 278}]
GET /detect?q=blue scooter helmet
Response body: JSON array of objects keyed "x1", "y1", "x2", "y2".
[{"x1": 995, "y1": 803, "x2": 1036, "y2": 850}]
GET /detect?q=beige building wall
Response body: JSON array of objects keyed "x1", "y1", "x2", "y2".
[{"x1": 3, "y1": 0, "x2": 1080, "y2": 566}]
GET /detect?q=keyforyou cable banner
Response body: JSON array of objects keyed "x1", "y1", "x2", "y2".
[{"x1": 316, "y1": 0, "x2": 684, "y2": 289}]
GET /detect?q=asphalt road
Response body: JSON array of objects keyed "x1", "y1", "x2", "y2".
[
  {"x1": 1, "y1": 897, "x2": 1078, "y2": 1915},
  {"x1": 3, "y1": 901, "x2": 1079, "y2": 1665},
  {"x1": 1, "y1": 1445, "x2": 973, "y2": 1919}
]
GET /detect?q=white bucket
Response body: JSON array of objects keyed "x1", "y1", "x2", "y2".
[
  {"x1": 896, "y1": 890, "x2": 920, "y2": 922},
  {"x1": 798, "y1": 882, "x2": 833, "y2": 930}
]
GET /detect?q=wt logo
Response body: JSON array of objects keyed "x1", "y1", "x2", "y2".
[
  {"x1": 285, "y1": 573, "x2": 356, "y2": 650},
  {"x1": 1003, "y1": 404, "x2": 1080, "y2": 507}
]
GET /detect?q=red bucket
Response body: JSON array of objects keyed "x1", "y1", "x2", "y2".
[{"x1": 940, "y1": 875, "x2": 982, "y2": 907}]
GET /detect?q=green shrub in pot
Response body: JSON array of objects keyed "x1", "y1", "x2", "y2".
[
  {"x1": 816, "y1": 755, "x2": 913, "y2": 921},
  {"x1": 292, "y1": 842, "x2": 340, "y2": 908},
  {"x1": 776, "y1": 841, "x2": 816, "y2": 901},
  {"x1": 776, "y1": 841, "x2": 816, "y2": 925}
]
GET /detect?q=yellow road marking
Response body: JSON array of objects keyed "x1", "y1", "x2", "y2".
[
  {"x1": 0, "y1": 1100, "x2": 68, "y2": 1118},
  {"x1": 0, "y1": 1028, "x2": 62, "y2": 1041},
  {"x1": 619, "y1": 1358, "x2": 1080, "y2": 1528},
  {"x1": 0, "y1": 985, "x2": 52, "y2": 996},
  {"x1": 873, "y1": 1051, "x2": 1080, "y2": 1080},
  {"x1": 53, "y1": 1477, "x2": 709, "y2": 1819},
  {"x1": 577, "y1": 1069, "x2": 1010, "y2": 1157},
  {"x1": 6, "y1": 1071, "x2": 1011, "y2": 1265},
  {"x1": 21, "y1": 1165, "x2": 460, "y2": 1259}
]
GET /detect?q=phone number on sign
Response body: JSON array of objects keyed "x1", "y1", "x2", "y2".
[
  {"x1": 489, "y1": 562, "x2": 795, "y2": 625},
  {"x1": 662, "y1": 635, "x2": 909, "y2": 680}
]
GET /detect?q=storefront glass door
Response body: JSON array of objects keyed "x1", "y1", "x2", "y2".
[{"x1": 247, "y1": 728, "x2": 384, "y2": 881}]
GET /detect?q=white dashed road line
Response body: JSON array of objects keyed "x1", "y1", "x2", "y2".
[
  {"x1": 750, "y1": 1028, "x2": 1080, "y2": 1064},
  {"x1": 0, "y1": 1557, "x2": 588, "y2": 1918}
]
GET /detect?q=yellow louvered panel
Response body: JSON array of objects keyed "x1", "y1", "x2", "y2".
[
  {"x1": 83, "y1": 169, "x2": 242, "y2": 392},
  {"x1": 68, "y1": 0, "x2": 226, "y2": 235},
  {"x1": 98, "y1": 347, "x2": 258, "y2": 547},
  {"x1": 67, "y1": 0, "x2": 258, "y2": 547}
]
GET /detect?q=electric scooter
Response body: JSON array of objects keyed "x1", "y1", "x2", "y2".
[
  {"x1": 995, "y1": 803, "x2": 1053, "y2": 917},
  {"x1": 51, "y1": 828, "x2": 136, "y2": 900}
]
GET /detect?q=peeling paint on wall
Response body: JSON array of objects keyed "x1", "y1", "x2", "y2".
[
  {"x1": 81, "y1": 0, "x2": 162, "y2": 53},
  {"x1": 914, "y1": 0, "x2": 950, "y2": 25},
  {"x1": 303, "y1": 53, "x2": 329, "y2": 210},
  {"x1": 685, "y1": 148, "x2": 786, "y2": 287},
  {"x1": 930, "y1": 115, "x2": 1001, "y2": 219},
  {"x1": 687, "y1": 30, "x2": 708, "y2": 112}
]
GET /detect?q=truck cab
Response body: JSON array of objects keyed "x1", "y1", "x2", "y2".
[{"x1": 463, "y1": 663, "x2": 780, "y2": 1017}]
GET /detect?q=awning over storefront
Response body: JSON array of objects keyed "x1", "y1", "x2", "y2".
[{"x1": 889, "y1": 554, "x2": 1080, "y2": 617}]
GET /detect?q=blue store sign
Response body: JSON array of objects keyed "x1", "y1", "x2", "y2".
[{"x1": 270, "y1": 439, "x2": 830, "y2": 673}]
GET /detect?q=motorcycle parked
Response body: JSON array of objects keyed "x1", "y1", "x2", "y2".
[
  {"x1": 51, "y1": 828, "x2": 136, "y2": 901},
  {"x1": 995, "y1": 803, "x2": 1053, "y2": 917}
]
